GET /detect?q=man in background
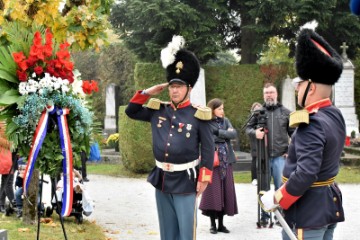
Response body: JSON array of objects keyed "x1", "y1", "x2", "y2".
[{"x1": 246, "y1": 83, "x2": 294, "y2": 225}]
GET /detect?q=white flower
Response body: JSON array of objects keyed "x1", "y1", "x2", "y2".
[
  {"x1": 53, "y1": 81, "x2": 61, "y2": 90},
  {"x1": 62, "y1": 79, "x2": 70, "y2": 86},
  {"x1": 38, "y1": 89, "x2": 44, "y2": 95},
  {"x1": 71, "y1": 79, "x2": 85, "y2": 97},
  {"x1": 61, "y1": 85, "x2": 69, "y2": 93}
]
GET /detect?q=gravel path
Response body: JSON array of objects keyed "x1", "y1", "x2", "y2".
[{"x1": 77, "y1": 175, "x2": 360, "y2": 240}]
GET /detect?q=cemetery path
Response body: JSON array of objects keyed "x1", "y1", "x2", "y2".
[{"x1": 78, "y1": 175, "x2": 359, "y2": 240}]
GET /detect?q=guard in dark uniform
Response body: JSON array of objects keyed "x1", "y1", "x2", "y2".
[
  {"x1": 125, "y1": 36, "x2": 214, "y2": 240},
  {"x1": 260, "y1": 27, "x2": 346, "y2": 239}
]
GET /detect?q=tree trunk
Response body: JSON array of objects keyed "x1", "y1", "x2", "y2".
[
  {"x1": 23, "y1": 169, "x2": 39, "y2": 224},
  {"x1": 238, "y1": 2, "x2": 263, "y2": 64},
  {"x1": 241, "y1": 26, "x2": 258, "y2": 64}
]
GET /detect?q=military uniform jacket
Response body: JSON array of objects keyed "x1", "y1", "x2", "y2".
[
  {"x1": 279, "y1": 99, "x2": 346, "y2": 229},
  {"x1": 125, "y1": 91, "x2": 214, "y2": 194}
]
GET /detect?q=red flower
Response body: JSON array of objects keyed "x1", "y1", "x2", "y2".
[
  {"x1": 17, "y1": 70, "x2": 27, "y2": 82},
  {"x1": 12, "y1": 30, "x2": 74, "y2": 84},
  {"x1": 82, "y1": 80, "x2": 99, "y2": 94},
  {"x1": 18, "y1": 61, "x2": 28, "y2": 72},
  {"x1": 82, "y1": 81, "x2": 92, "y2": 94},
  {"x1": 34, "y1": 66, "x2": 44, "y2": 75},
  {"x1": 13, "y1": 52, "x2": 26, "y2": 64},
  {"x1": 90, "y1": 80, "x2": 99, "y2": 92}
]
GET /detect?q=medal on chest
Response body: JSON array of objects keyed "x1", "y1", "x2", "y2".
[
  {"x1": 157, "y1": 116, "x2": 166, "y2": 128},
  {"x1": 178, "y1": 123, "x2": 184, "y2": 132}
]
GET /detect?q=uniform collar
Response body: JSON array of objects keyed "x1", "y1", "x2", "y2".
[
  {"x1": 305, "y1": 98, "x2": 332, "y2": 114},
  {"x1": 170, "y1": 99, "x2": 191, "y2": 109}
]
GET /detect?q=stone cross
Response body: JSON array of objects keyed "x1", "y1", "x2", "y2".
[{"x1": 340, "y1": 42, "x2": 348, "y2": 61}]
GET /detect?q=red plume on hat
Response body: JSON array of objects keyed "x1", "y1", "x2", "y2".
[
  {"x1": 295, "y1": 21, "x2": 343, "y2": 85},
  {"x1": 160, "y1": 36, "x2": 200, "y2": 88}
]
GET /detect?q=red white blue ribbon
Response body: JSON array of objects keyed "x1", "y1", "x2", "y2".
[
  {"x1": 23, "y1": 106, "x2": 74, "y2": 217},
  {"x1": 56, "y1": 108, "x2": 73, "y2": 217}
]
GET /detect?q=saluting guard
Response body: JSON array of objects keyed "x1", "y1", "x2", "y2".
[
  {"x1": 260, "y1": 22, "x2": 346, "y2": 240},
  {"x1": 125, "y1": 36, "x2": 214, "y2": 240}
]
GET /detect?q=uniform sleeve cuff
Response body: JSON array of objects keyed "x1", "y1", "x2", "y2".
[
  {"x1": 277, "y1": 184, "x2": 301, "y2": 210},
  {"x1": 130, "y1": 90, "x2": 150, "y2": 104},
  {"x1": 198, "y1": 167, "x2": 213, "y2": 184}
]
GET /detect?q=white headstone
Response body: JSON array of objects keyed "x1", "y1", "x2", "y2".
[
  {"x1": 104, "y1": 83, "x2": 117, "y2": 134},
  {"x1": 281, "y1": 76, "x2": 296, "y2": 112},
  {"x1": 333, "y1": 59, "x2": 359, "y2": 136},
  {"x1": 190, "y1": 68, "x2": 206, "y2": 106}
]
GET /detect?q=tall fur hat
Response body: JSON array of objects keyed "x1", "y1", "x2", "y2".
[
  {"x1": 160, "y1": 36, "x2": 200, "y2": 87},
  {"x1": 295, "y1": 28, "x2": 343, "y2": 85}
]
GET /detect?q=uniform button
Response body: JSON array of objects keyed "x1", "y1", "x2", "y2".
[
  {"x1": 167, "y1": 143, "x2": 170, "y2": 146},
  {"x1": 173, "y1": 116, "x2": 176, "y2": 119},
  {"x1": 333, "y1": 197, "x2": 337, "y2": 202},
  {"x1": 165, "y1": 153, "x2": 169, "y2": 157},
  {"x1": 336, "y1": 212, "x2": 340, "y2": 217},
  {"x1": 170, "y1": 134, "x2": 173, "y2": 137},
  {"x1": 172, "y1": 125, "x2": 174, "y2": 128}
]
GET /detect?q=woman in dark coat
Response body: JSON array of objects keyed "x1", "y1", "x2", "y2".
[
  {"x1": 199, "y1": 98, "x2": 238, "y2": 234},
  {"x1": 248, "y1": 102, "x2": 263, "y2": 186}
]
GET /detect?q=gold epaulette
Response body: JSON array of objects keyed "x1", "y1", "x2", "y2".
[
  {"x1": 289, "y1": 110, "x2": 309, "y2": 128},
  {"x1": 193, "y1": 104, "x2": 212, "y2": 120},
  {"x1": 146, "y1": 98, "x2": 166, "y2": 110}
]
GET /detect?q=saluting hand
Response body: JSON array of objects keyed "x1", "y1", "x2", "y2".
[{"x1": 144, "y1": 83, "x2": 168, "y2": 96}]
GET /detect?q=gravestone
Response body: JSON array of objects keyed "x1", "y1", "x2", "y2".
[
  {"x1": 190, "y1": 68, "x2": 206, "y2": 106},
  {"x1": 0, "y1": 230, "x2": 7, "y2": 240},
  {"x1": 104, "y1": 83, "x2": 118, "y2": 135},
  {"x1": 281, "y1": 76, "x2": 296, "y2": 112},
  {"x1": 333, "y1": 42, "x2": 359, "y2": 136}
]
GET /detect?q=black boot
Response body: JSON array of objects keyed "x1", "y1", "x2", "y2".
[
  {"x1": 210, "y1": 215, "x2": 217, "y2": 234},
  {"x1": 217, "y1": 214, "x2": 230, "y2": 233}
]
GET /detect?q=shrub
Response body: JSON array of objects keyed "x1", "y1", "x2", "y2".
[{"x1": 118, "y1": 106, "x2": 154, "y2": 173}]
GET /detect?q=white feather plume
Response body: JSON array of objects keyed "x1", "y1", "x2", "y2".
[
  {"x1": 300, "y1": 20, "x2": 318, "y2": 31},
  {"x1": 160, "y1": 35, "x2": 185, "y2": 68}
]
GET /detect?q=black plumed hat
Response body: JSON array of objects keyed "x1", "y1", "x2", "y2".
[
  {"x1": 295, "y1": 29, "x2": 343, "y2": 85},
  {"x1": 161, "y1": 36, "x2": 200, "y2": 87}
]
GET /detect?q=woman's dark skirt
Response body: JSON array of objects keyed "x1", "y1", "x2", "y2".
[{"x1": 199, "y1": 164, "x2": 238, "y2": 217}]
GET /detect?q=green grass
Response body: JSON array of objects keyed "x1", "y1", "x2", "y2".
[
  {"x1": 87, "y1": 162, "x2": 148, "y2": 178},
  {"x1": 1, "y1": 213, "x2": 106, "y2": 240},
  {"x1": 233, "y1": 166, "x2": 360, "y2": 184}
]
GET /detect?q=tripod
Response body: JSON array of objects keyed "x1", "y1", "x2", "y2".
[{"x1": 256, "y1": 126, "x2": 273, "y2": 228}]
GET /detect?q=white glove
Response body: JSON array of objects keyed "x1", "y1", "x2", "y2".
[{"x1": 260, "y1": 190, "x2": 279, "y2": 212}]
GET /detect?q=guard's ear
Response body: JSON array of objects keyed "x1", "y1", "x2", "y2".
[{"x1": 308, "y1": 82, "x2": 317, "y2": 95}]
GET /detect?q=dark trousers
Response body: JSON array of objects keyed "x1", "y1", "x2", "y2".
[
  {"x1": 251, "y1": 156, "x2": 257, "y2": 180},
  {"x1": 0, "y1": 174, "x2": 15, "y2": 206},
  {"x1": 81, "y1": 151, "x2": 88, "y2": 179}
]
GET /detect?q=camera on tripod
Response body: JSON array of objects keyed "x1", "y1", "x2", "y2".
[{"x1": 253, "y1": 108, "x2": 267, "y2": 128}]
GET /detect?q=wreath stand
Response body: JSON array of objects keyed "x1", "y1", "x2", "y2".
[{"x1": 36, "y1": 173, "x2": 68, "y2": 240}]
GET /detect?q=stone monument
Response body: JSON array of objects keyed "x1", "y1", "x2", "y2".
[
  {"x1": 104, "y1": 83, "x2": 118, "y2": 135},
  {"x1": 190, "y1": 68, "x2": 206, "y2": 106},
  {"x1": 281, "y1": 75, "x2": 296, "y2": 112},
  {"x1": 333, "y1": 42, "x2": 359, "y2": 136}
]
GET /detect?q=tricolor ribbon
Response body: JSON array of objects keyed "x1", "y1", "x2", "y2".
[{"x1": 23, "y1": 106, "x2": 74, "y2": 217}]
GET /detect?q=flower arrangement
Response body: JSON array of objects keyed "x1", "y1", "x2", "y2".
[
  {"x1": 0, "y1": 24, "x2": 98, "y2": 177},
  {"x1": 106, "y1": 133, "x2": 119, "y2": 147}
]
